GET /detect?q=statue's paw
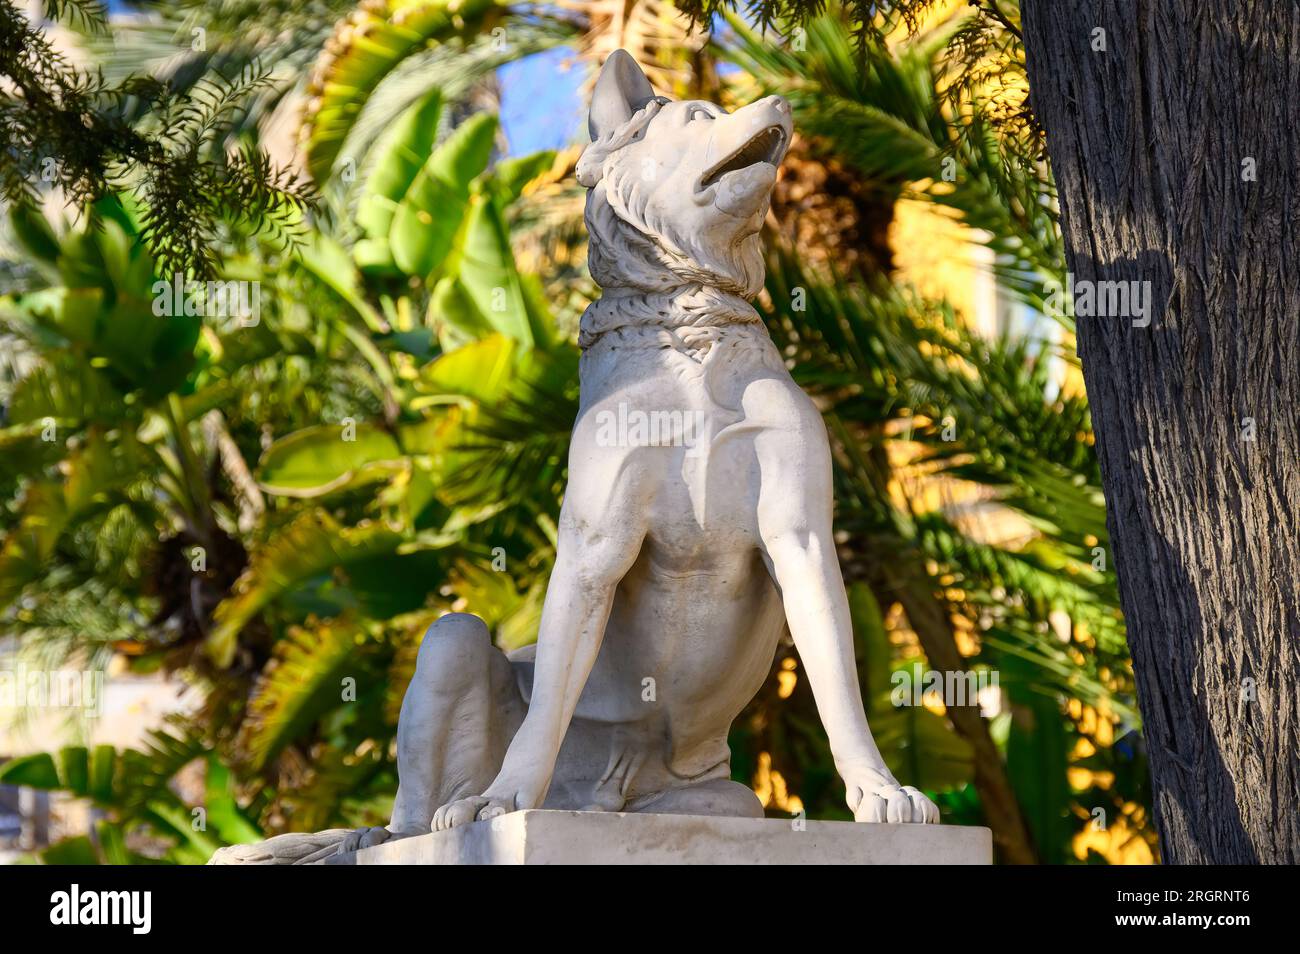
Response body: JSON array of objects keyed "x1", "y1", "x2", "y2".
[
  {"x1": 338, "y1": 826, "x2": 395, "y2": 854},
  {"x1": 845, "y1": 768, "x2": 940, "y2": 824},
  {"x1": 337, "y1": 826, "x2": 426, "y2": 854},
  {"x1": 431, "y1": 795, "x2": 514, "y2": 831}
]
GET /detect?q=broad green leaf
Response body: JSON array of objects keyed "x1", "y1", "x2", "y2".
[
  {"x1": 15, "y1": 283, "x2": 198, "y2": 397},
  {"x1": 517, "y1": 271, "x2": 556, "y2": 352},
  {"x1": 356, "y1": 87, "x2": 444, "y2": 240},
  {"x1": 390, "y1": 112, "x2": 498, "y2": 278},
  {"x1": 487, "y1": 150, "x2": 556, "y2": 204},
  {"x1": 203, "y1": 758, "x2": 264, "y2": 843},
  {"x1": 353, "y1": 237, "x2": 400, "y2": 276},
  {"x1": 417, "y1": 333, "x2": 517, "y2": 404},
  {"x1": 19, "y1": 286, "x2": 102, "y2": 345},
  {"x1": 451, "y1": 191, "x2": 532, "y2": 344},
  {"x1": 428, "y1": 274, "x2": 493, "y2": 346},
  {"x1": 258, "y1": 423, "x2": 403, "y2": 497},
  {"x1": 106, "y1": 294, "x2": 201, "y2": 398},
  {"x1": 296, "y1": 235, "x2": 387, "y2": 332},
  {"x1": 0, "y1": 752, "x2": 61, "y2": 788},
  {"x1": 95, "y1": 217, "x2": 154, "y2": 302},
  {"x1": 9, "y1": 203, "x2": 60, "y2": 264}
]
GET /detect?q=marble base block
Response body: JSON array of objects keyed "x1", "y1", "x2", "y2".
[{"x1": 337, "y1": 811, "x2": 992, "y2": 865}]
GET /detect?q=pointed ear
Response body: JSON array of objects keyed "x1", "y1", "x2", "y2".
[{"x1": 589, "y1": 49, "x2": 656, "y2": 140}]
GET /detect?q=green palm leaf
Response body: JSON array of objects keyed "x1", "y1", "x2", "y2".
[
  {"x1": 302, "y1": 0, "x2": 509, "y2": 183},
  {"x1": 235, "y1": 614, "x2": 374, "y2": 770},
  {"x1": 206, "y1": 510, "x2": 408, "y2": 666}
]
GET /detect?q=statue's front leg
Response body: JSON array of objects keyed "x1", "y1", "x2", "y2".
[
  {"x1": 433, "y1": 437, "x2": 652, "y2": 830},
  {"x1": 431, "y1": 532, "x2": 644, "y2": 829},
  {"x1": 753, "y1": 383, "x2": 939, "y2": 825}
]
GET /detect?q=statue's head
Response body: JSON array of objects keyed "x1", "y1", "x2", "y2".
[{"x1": 577, "y1": 50, "x2": 792, "y2": 299}]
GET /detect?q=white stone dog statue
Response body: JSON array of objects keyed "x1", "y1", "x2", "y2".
[
  {"x1": 212, "y1": 50, "x2": 938, "y2": 866},
  {"x1": 350, "y1": 48, "x2": 939, "y2": 842}
]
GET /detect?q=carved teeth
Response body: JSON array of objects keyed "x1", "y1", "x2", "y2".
[{"x1": 700, "y1": 126, "x2": 785, "y2": 188}]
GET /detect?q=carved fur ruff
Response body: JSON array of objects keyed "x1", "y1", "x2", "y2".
[{"x1": 577, "y1": 100, "x2": 769, "y2": 349}]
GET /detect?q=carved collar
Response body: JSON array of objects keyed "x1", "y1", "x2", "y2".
[{"x1": 578, "y1": 284, "x2": 761, "y2": 350}]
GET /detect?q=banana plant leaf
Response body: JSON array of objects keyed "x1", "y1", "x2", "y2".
[{"x1": 389, "y1": 111, "x2": 497, "y2": 278}]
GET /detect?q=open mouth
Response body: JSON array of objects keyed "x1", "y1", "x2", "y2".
[{"x1": 699, "y1": 125, "x2": 786, "y2": 189}]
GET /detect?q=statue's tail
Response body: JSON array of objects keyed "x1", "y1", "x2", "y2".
[{"x1": 208, "y1": 829, "x2": 354, "y2": 865}]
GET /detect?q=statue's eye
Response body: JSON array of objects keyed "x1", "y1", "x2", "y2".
[{"x1": 689, "y1": 108, "x2": 713, "y2": 122}]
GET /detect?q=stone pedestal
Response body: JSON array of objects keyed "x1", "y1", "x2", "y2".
[{"x1": 335, "y1": 811, "x2": 992, "y2": 865}]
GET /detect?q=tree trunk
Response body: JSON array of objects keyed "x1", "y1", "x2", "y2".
[{"x1": 1021, "y1": 0, "x2": 1300, "y2": 863}]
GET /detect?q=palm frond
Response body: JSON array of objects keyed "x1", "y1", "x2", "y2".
[
  {"x1": 235, "y1": 613, "x2": 378, "y2": 771},
  {"x1": 723, "y1": 8, "x2": 1064, "y2": 315}
]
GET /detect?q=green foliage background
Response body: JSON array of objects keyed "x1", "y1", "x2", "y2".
[{"x1": 0, "y1": 0, "x2": 1154, "y2": 864}]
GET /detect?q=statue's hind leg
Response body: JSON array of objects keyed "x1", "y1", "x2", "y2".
[
  {"x1": 625, "y1": 778, "x2": 765, "y2": 818},
  {"x1": 340, "y1": 613, "x2": 524, "y2": 853}
]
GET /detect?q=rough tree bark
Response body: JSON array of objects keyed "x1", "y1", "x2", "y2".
[{"x1": 1020, "y1": 0, "x2": 1299, "y2": 862}]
